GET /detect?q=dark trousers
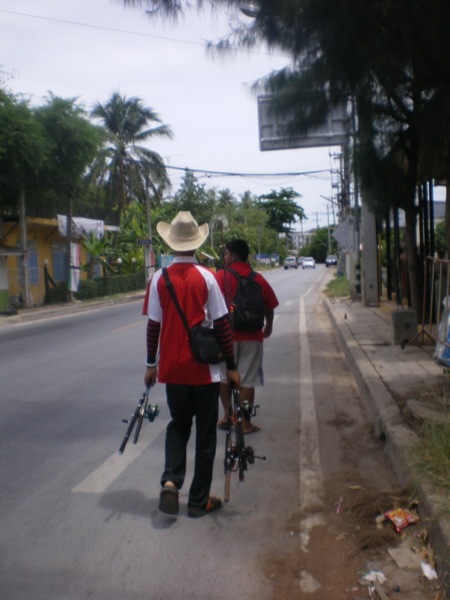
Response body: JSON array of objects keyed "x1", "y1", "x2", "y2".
[{"x1": 162, "y1": 383, "x2": 219, "y2": 509}]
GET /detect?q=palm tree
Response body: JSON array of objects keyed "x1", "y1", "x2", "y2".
[{"x1": 90, "y1": 92, "x2": 173, "y2": 226}]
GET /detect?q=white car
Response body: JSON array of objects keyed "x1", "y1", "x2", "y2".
[
  {"x1": 284, "y1": 256, "x2": 298, "y2": 270},
  {"x1": 325, "y1": 254, "x2": 338, "y2": 267},
  {"x1": 302, "y1": 256, "x2": 316, "y2": 269}
]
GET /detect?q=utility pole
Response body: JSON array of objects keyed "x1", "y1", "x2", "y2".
[
  {"x1": 19, "y1": 184, "x2": 31, "y2": 308},
  {"x1": 326, "y1": 205, "x2": 331, "y2": 254}
]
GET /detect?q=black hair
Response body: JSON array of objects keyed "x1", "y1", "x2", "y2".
[{"x1": 226, "y1": 239, "x2": 250, "y2": 262}]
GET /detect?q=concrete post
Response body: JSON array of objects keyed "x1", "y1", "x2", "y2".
[{"x1": 361, "y1": 199, "x2": 380, "y2": 306}]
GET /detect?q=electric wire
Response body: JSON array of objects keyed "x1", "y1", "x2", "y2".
[{"x1": 0, "y1": 8, "x2": 287, "y2": 58}]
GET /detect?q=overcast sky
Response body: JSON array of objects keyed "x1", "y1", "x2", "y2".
[{"x1": 1, "y1": 0, "x2": 343, "y2": 229}]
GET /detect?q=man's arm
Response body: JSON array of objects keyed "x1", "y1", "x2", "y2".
[
  {"x1": 213, "y1": 315, "x2": 240, "y2": 387},
  {"x1": 144, "y1": 318, "x2": 160, "y2": 387},
  {"x1": 263, "y1": 309, "x2": 274, "y2": 339}
]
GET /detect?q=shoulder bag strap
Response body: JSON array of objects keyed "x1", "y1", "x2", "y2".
[
  {"x1": 162, "y1": 268, "x2": 190, "y2": 332},
  {"x1": 227, "y1": 266, "x2": 257, "y2": 281},
  {"x1": 226, "y1": 267, "x2": 241, "y2": 281}
]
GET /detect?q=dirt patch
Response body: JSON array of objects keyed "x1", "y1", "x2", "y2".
[
  {"x1": 259, "y1": 472, "x2": 442, "y2": 599},
  {"x1": 390, "y1": 382, "x2": 450, "y2": 435}
]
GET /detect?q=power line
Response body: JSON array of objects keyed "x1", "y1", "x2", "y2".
[
  {"x1": 0, "y1": 8, "x2": 287, "y2": 58},
  {"x1": 165, "y1": 165, "x2": 330, "y2": 178}
]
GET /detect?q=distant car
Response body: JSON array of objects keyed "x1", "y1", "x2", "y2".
[
  {"x1": 284, "y1": 256, "x2": 298, "y2": 270},
  {"x1": 325, "y1": 254, "x2": 338, "y2": 267},
  {"x1": 302, "y1": 256, "x2": 316, "y2": 269}
]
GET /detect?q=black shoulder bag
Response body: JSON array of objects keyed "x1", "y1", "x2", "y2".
[{"x1": 162, "y1": 268, "x2": 224, "y2": 364}]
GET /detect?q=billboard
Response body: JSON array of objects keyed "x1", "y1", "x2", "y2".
[{"x1": 257, "y1": 95, "x2": 349, "y2": 151}]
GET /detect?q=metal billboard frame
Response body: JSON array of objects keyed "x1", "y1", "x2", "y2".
[{"x1": 257, "y1": 95, "x2": 349, "y2": 151}]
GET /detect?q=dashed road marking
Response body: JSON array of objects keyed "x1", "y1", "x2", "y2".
[{"x1": 71, "y1": 438, "x2": 152, "y2": 494}]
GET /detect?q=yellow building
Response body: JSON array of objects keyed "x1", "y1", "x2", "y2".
[{"x1": 0, "y1": 216, "x2": 117, "y2": 310}]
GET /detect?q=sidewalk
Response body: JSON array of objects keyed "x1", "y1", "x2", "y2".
[{"x1": 324, "y1": 294, "x2": 450, "y2": 593}]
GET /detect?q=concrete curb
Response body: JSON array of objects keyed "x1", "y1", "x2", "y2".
[
  {"x1": 324, "y1": 296, "x2": 450, "y2": 592},
  {"x1": 0, "y1": 291, "x2": 146, "y2": 327}
]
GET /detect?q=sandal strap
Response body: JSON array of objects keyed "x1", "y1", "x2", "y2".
[{"x1": 205, "y1": 496, "x2": 222, "y2": 512}]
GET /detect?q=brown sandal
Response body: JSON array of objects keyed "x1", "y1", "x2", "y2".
[
  {"x1": 159, "y1": 486, "x2": 179, "y2": 515},
  {"x1": 187, "y1": 496, "x2": 222, "y2": 518}
]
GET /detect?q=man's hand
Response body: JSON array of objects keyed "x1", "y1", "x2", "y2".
[
  {"x1": 144, "y1": 366, "x2": 158, "y2": 387},
  {"x1": 226, "y1": 369, "x2": 241, "y2": 388},
  {"x1": 263, "y1": 324, "x2": 273, "y2": 338},
  {"x1": 264, "y1": 309, "x2": 274, "y2": 339}
]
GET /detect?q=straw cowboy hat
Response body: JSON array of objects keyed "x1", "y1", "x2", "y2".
[{"x1": 157, "y1": 211, "x2": 209, "y2": 252}]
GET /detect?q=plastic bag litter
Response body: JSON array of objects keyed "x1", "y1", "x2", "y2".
[
  {"x1": 434, "y1": 296, "x2": 450, "y2": 366},
  {"x1": 421, "y1": 562, "x2": 438, "y2": 580},
  {"x1": 362, "y1": 571, "x2": 387, "y2": 584},
  {"x1": 384, "y1": 508, "x2": 419, "y2": 533}
]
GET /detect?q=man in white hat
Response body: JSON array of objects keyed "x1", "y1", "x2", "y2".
[{"x1": 144, "y1": 211, "x2": 240, "y2": 517}]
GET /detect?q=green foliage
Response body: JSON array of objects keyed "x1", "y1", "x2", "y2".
[
  {"x1": 44, "y1": 282, "x2": 68, "y2": 304},
  {"x1": 256, "y1": 188, "x2": 305, "y2": 233},
  {"x1": 89, "y1": 92, "x2": 172, "y2": 226},
  {"x1": 325, "y1": 274, "x2": 350, "y2": 299},
  {"x1": 0, "y1": 90, "x2": 50, "y2": 213},
  {"x1": 81, "y1": 232, "x2": 116, "y2": 278},
  {"x1": 414, "y1": 419, "x2": 450, "y2": 499},
  {"x1": 74, "y1": 279, "x2": 98, "y2": 300},
  {"x1": 435, "y1": 220, "x2": 447, "y2": 257},
  {"x1": 301, "y1": 227, "x2": 336, "y2": 263},
  {"x1": 34, "y1": 95, "x2": 103, "y2": 194},
  {"x1": 172, "y1": 169, "x2": 216, "y2": 226},
  {"x1": 74, "y1": 271, "x2": 146, "y2": 300}
]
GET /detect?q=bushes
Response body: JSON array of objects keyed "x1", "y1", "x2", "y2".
[
  {"x1": 43, "y1": 271, "x2": 146, "y2": 304},
  {"x1": 44, "y1": 282, "x2": 69, "y2": 304},
  {"x1": 74, "y1": 270, "x2": 146, "y2": 300},
  {"x1": 74, "y1": 279, "x2": 98, "y2": 300}
]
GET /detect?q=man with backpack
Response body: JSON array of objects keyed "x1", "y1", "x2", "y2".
[{"x1": 215, "y1": 239, "x2": 279, "y2": 433}]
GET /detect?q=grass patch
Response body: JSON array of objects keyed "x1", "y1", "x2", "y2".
[
  {"x1": 325, "y1": 274, "x2": 350, "y2": 298},
  {"x1": 414, "y1": 420, "x2": 450, "y2": 500}
]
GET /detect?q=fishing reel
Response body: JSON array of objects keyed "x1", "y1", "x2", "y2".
[
  {"x1": 240, "y1": 401, "x2": 260, "y2": 422},
  {"x1": 146, "y1": 403, "x2": 159, "y2": 422},
  {"x1": 226, "y1": 444, "x2": 266, "y2": 470}
]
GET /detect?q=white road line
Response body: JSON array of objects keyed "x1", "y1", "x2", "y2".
[
  {"x1": 299, "y1": 295, "x2": 325, "y2": 550},
  {"x1": 71, "y1": 439, "x2": 152, "y2": 494},
  {"x1": 284, "y1": 300, "x2": 293, "y2": 306}
]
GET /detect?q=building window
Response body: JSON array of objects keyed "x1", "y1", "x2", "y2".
[
  {"x1": 52, "y1": 243, "x2": 67, "y2": 282},
  {"x1": 28, "y1": 242, "x2": 39, "y2": 285}
]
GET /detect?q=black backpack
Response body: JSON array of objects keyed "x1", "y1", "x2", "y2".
[{"x1": 227, "y1": 268, "x2": 265, "y2": 332}]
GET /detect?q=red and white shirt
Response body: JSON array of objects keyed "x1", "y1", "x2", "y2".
[{"x1": 147, "y1": 256, "x2": 229, "y2": 385}]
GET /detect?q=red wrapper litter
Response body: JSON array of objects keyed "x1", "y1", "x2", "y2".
[{"x1": 384, "y1": 508, "x2": 419, "y2": 532}]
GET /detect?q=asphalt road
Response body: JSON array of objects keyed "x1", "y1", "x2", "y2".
[{"x1": 0, "y1": 266, "x2": 439, "y2": 600}]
